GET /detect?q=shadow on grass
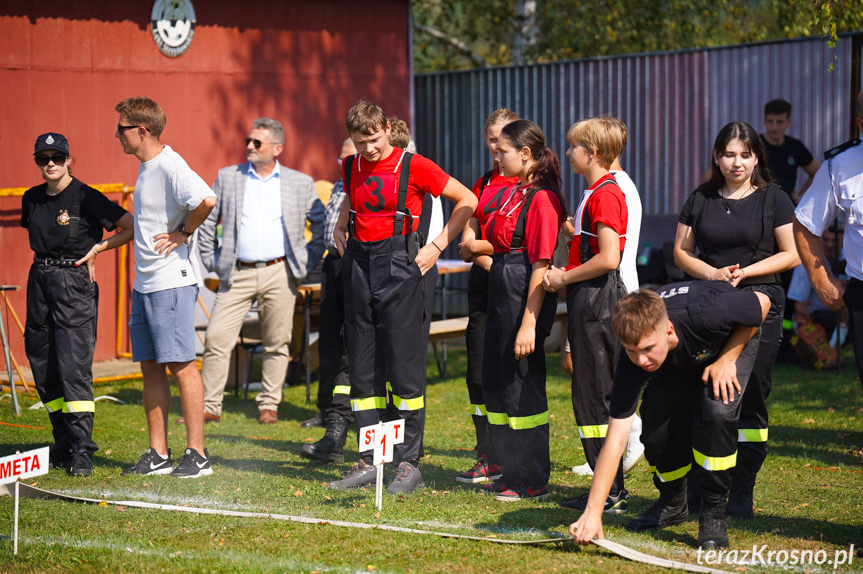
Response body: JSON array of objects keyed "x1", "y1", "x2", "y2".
[{"x1": 769, "y1": 424, "x2": 863, "y2": 467}]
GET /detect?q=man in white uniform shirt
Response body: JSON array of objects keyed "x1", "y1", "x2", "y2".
[
  {"x1": 795, "y1": 91, "x2": 863, "y2": 396},
  {"x1": 115, "y1": 97, "x2": 217, "y2": 479},
  {"x1": 197, "y1": 118, "x2": 326, "y2": 425}
]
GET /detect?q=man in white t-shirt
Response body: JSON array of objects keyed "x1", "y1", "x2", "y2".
[{"x1": 114, "y1": 97, "x2": 217, "y2": 479}]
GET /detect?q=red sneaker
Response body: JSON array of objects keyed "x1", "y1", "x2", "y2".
[
  {"x1": 455, "y1": 455, "x2": 503, "y2": 483},
  {"x1": 495, "y1": 484, "x2": 549, "y2": 502}
]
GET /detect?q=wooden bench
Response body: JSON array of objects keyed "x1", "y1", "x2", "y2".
[
  {"x1": 427, "y1": 301, "x2": 570, "y2": 377},
  {"x1": 429, "y1": 317, "x2": 470, "y2": 342}
]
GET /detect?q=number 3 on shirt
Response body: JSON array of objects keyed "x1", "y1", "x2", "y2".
[{"x1": 363, "y1": 175, "x2": 386, "y2": 213}]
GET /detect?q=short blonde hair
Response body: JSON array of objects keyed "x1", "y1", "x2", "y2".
[
  {"x1": 612, "y1": 289, "x2": 667, "y2": 346},
  {"x1": 115, "y1": 97, "x2": 167, "y2": 138},
  {"x1": 565, "y1": 115, "x2": 626, "y2": 169}
]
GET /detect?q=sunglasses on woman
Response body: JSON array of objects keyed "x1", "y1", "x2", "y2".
[{"x1": 34, "y1": 154, "x2": 68, "y2": 167}]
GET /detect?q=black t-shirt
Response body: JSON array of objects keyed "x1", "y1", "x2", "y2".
[
  {"x1": 678, "y1": 185, "x2": 795, "y2": 274},
  {"x1": 609, "y1": 281, "x2": 763, "y2": 418},
  {"x1": 21, "y1": 179, "x2": 127, "y2": 259},
  {"x1": 760, "y1": 134, "x2": 814, "y2": 197}
]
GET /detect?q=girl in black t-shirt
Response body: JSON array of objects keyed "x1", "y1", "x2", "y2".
[
  {"x1": 21, "y1": 133, "x2": 133, "y2": 477},
  {"x1": 673, "y1": 121, "x2": 799, "y2": 519}
]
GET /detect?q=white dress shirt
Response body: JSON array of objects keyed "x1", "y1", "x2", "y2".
[{"x1": 237, "y1": 161, "x2": 286, "y2": 263}]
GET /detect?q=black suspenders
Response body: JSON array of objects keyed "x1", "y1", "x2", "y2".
[
  {"x1": 510, "y1": 189, "x2": 539, "y2": 252},
  {"x1": 343, "y1": 151, "x2": 414, "y2": 238},
  {"x1": 579, "y1": 179, "x2": 619, "y2": 264},
  {"x1": 392, "y1": 152, "x2": 413, "y2": 237}
]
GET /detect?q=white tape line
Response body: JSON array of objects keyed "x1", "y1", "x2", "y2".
[
  {"x1": 5, "y1": 483, "x2": 730, "y2": 573},
  {"x1": 95, "y1": 396, "x2": 127, "y2": 405},
  {"x1": 592, "y1": 539, "x2": 730, "y2": 574}
]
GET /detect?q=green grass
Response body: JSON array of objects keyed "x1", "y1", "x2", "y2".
[{"x1": 0, "y1": 351, "x2": 861, "y2": 573}]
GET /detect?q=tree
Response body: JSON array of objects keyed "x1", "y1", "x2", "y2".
[{"x1": 412, "y1": 0, "x2": 863, "y2": 73}]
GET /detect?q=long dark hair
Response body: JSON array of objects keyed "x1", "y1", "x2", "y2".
[
  {"x1": 703, "y1": 121, "x2": 773, "y2": 192},
  {"x1": 500, "y1": 119, "x2": 567, "y2": 216}
]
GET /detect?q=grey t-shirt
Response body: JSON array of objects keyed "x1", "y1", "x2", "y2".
[{"x1": 133, "y1": 145, "x2": 215, "y2": 293}]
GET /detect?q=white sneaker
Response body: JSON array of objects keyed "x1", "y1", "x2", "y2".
[
  {"x1": 571, "y1": 462, "x2": 594, "y2": 476},
  {"x1": 623, "y1": 415, "x2": 645, "y2": 473}
]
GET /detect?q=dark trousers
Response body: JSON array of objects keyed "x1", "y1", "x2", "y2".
[
  {"x1": 343, "y1": 235, "x2": 426, "y2": 464},
  {"x1": 318, "y1": 252, "x2": 353, "y2": 422},
  {"x1": 465, "y1": 264, "x2": 492, "y2": 458},
  {"x1": 844, "y1": 279, "x2": 863, "y2": 394},
  {"x1": 736, "y1": 283, "x2": 784, "y2": 472},
  {"x1": 483, "y1": 252, "x2": 556, "y2": 487},
  {"x1": 641, "y1": 334, "x2": 760, "y2": 495},
  {"x1": 25, "y1": 263, "x2": 99, "y2": 457},
  {"x1": 567, "y1": 271, "x2": 627, "y2": 495}
]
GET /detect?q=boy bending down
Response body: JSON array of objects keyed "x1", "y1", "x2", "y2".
[{"x1": 570, "y1": 281, "x2": 769, "y2": 548}]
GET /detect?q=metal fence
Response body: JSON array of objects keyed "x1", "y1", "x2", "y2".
[{"x1": 415, "y1": 34, "x2": 860, "y2": 218}]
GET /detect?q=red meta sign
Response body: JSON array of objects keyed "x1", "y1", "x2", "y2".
[{"x1": 0, "y1": 447, "x2": 49, "y2": 485}]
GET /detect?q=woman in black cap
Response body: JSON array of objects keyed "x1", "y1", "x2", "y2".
[{"x1": 22, "y1": 132, "x2": 133, "y2": 476}]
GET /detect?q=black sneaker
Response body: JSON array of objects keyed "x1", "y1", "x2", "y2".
[
  {"x1": 69, "y1": 451, "x2": 93, "y2": 477},
  {"x1": 480, "y1": 477, "x2": 507, "y2": 494},
  {"x1": 122, "y1": 448, "x2": 173, "y2": 476},
  {"x1": 170, "y1": 448, "x2": 213, "y2": 478},
  {"x1": 386, "y1": 461, "x2": 424, "y2": 494},
  {"x1": 560, "y1": 489, "x2": 630, "y2": 514},
  {"x1": 329, "y1": 459, "x2": 378, "y2": 490}
]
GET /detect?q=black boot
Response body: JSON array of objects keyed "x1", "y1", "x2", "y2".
[
  {"x1": 687, "y1": 477, "x2": 701, "y2": 515},
  {"x1": 698, "y1": 490, "x2": 730, "y2": 548},
  {"x1": 727, "y1": 446, "x2": 764, "y2": 519},
  {"x1": 300, "y1": 412, "x2": 349, "y2": 463},
  {"x1": 726, "y1": 471, "x2": 756, "y2": 519},
  {"x1": 627, "y1": 476, "x2": 689, "y2": 530}
]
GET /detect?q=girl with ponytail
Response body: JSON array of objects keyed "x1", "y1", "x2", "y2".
[{"x1": 479, "y1": 119, "x2": 564, "y2": 501}]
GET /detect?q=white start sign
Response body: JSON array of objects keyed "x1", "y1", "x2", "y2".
[
  {"x1": 359, "y1": 421, "x2": 405, "y2": 466},
  {"x1": 0, "y1": 447, "x2": 49, "y2": 486}
]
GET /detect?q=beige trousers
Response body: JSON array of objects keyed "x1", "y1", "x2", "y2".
[{"x1": 202, "y1": 263, "x2": 296, "y2": 414}]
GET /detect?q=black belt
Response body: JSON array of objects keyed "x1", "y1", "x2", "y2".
[
  {"x1": 34, "y1": 257, "x2": 77, "y2": 268},
  {"x1": 236, "y1": 256, "x2": 285, "y2": 269}
]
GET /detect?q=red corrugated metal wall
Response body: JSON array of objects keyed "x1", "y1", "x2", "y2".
[{"x1": 0, "y1": 0, "x2": 411, "y2": 368}]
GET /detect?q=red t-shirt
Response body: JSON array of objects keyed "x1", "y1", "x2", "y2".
[
  {"x1": 566, "y1": 173, "x2": 628, "y2": 270},
  {"x1": 343, "y1": 148, "x2": 450, "y2": 242},
  {"x1": 472, "y1": 168, "x2": 520, "y2": 231},
  {"x1": 483, "y1": 186, "x2": 563, "y2": 264}
]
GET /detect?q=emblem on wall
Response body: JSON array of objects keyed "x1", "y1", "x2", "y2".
[{"x1": 150, "y1": 0, "x2": 196, "y2": 58}]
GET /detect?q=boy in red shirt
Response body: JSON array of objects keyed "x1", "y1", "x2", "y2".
[
  {"x1": 330, "y1": 100, "x2": 476, "y2": 493},
  {"x1": 544, "y1": 116, "x2": 629, "y2": 512}
]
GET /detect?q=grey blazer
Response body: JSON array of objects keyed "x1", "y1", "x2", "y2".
[{"x1": 198, "y1": 162, "x2": 326, "y2": 292}]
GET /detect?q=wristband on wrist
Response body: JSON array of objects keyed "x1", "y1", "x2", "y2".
[{"x1": 432, "y1": 242, "x2": 443, "y2": 253}]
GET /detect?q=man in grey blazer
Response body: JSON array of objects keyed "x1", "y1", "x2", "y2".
[{"x1": 197, "y1": 118, "x2": 325, "y2": 424}]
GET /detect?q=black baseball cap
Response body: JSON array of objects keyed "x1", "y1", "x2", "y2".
[{"x1": 34, "y1": 133, "x2": 70, "y2": 155}]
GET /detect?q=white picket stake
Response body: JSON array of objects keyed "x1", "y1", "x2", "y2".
[{"x1": 359, "y1": 421, "x2": 406, "y2": 512}]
